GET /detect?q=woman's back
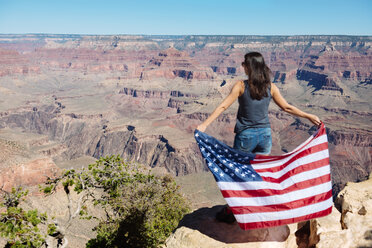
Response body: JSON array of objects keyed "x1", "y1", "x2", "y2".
[
  {"x1": 195, "y1": 51, "x2": 321, "y2": 135},
  {"x1": 235, "y1": 80, "x2": 271, "y2": 134}
]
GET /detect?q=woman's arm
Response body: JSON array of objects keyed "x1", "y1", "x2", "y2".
[
  {"x1": 271, "y1": 83, "x2": 321, "y2": 126},
  {"x1": 196, "y1": 81, "x2": 244, "y2": 132}
]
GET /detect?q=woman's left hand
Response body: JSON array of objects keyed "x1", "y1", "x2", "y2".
[{"x1": 307, "y1": 114, "x2": 321, "y2": 126}]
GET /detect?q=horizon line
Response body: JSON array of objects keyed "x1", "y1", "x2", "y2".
[{"x1": 1, "y1": 33, "x2": 372, "y2": 37}]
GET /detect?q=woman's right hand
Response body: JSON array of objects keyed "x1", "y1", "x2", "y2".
[
  {"x1": 196, "y1": 123, "x2": 208, "y2": 132},
  {"x1": 307, "y1": 114, "x2": 321, "y2": 126}
]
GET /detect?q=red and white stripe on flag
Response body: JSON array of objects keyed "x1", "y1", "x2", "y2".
[{"x1": 218, "y1": 123, "x2": 332, "y2": 230}]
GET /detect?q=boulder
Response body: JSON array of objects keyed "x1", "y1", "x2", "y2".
[{"x1": 334, "y1": 174, "x2": 372, "y2": 247}]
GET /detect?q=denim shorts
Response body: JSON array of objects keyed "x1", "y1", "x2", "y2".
[{"x1": 233, "y1": 127, "x2": 272, "y2": 155}]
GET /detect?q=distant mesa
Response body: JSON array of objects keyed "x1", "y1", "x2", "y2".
[
  {"x1": 139, "y1": 47, "x2": 216, "y2": 80},
  {"x1": 294, "y1": 45, "x2": 371, "y2": 94},
  {"x1": 0, "y1": 48, "x2": 40, "y2": 76},
  {"x1": 209, "y1": 51, "x2": 243, "y2": 76}
]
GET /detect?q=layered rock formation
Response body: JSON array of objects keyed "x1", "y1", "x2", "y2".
[
  {"x1": 0, "y1": 48, "x2": 40, "y2": 76},
  {"x1": 164, "y1": 205, "x2": 296, "y2": 248},
  {"x1": 139, "y1": 47, "x2": 216, "y2": 80},
  {"x1": 0, "y1": 106, "x2": 205, "y2": 176},
  {"x1": 0, "y1": 33, "x2": 371, "y2": 202}
]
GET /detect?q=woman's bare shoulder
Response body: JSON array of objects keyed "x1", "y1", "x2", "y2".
[
  {"x1": 235, "y1": 80, "x2": 245, "y2": 95},
  {"x1": 235, "y1": 80, "x2": 246, "y2": 88},
  {"x1": 270, "y1": 82, "x2": 279, "y2": 95}
]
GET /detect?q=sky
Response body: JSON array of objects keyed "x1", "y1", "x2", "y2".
[{"x1": 0, "y1": 0, "x2": 371, "y2": 36}]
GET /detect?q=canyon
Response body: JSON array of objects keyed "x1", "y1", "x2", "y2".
[{"x1": 1, "y1": 34, "x2": 371, "y2": 195}]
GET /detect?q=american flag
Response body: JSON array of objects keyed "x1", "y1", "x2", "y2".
[{"x1": 194, "y1": 123, "x2": 332, "y2": 230}]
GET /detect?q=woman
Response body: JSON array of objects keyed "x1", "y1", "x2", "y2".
[{"x1": 196, "y1": 52, "x2": 321, "y2": 222}]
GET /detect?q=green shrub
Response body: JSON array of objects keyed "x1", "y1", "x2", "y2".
[
  {"x1": 44, "y1": 155, "x2": 190, "y2": 248},
  {"x1": 0, "y1": 188, "x2": 56, "y2": 248}
]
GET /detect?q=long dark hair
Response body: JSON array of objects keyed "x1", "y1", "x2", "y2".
[{"x1": 243, "y1": 52, "x2": 272, "y2": 100}]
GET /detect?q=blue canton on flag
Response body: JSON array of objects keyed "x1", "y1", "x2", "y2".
[{"x1": 194, "y1": 130, "x2": 260, "y2": 182}]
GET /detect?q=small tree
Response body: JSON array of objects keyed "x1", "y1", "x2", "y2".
[
  {"x1": 43, "y1": 155, "x2": 190, "y2": 248},
  {"x1": 0, "y1": 188, "x2": 56, "y2": 248}
]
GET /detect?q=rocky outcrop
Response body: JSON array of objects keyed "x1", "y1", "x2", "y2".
[
  {"x1": 119, "y1": 87, "x2": 170, "y2": 99},
  {"x1": 119, "y1": 87, "x2": 200, "y2": 112},
  {"x1": 296, "y1": 69, "x2": 344, "y2": 94},
  {"x1": 0, "y1": 158, "x2": 60, "y2": 191},
  {"x1": 0, "y1": 108, "x2": 206, "y2": 176},
  {"x1": 296, "y1": 46, "x2": 372, "y2": 92},
  {"x1": 119, "y1": 88, "x2": 198, "y2": 99},
  {"x1": 34, "y1": 48, "x2": 142, "y2": 74},
  {"x1": 92, "y1": 129, "x2": 205, "y2": 175},
  {"x1": 0, "y1": 48, "x2": 40, "y2": 76},
  {"x1": 165, "y1": 205, "x2": 296, "y2": 248},
  {"x1": 328, "y1": 128, "x2": 372, "y2": 147},
  {"x1": 273, "y1": 71, "x2": 287, "y2": 83},
  {"x1": 139, "y1": 47, "x2": 216, "y2": 80},
  {"x1": 208, "y1": 51, "x2": 244, "y2": 76},
  {"x1": 167, "y1": 98, "x2": 189, "y2": 112},
  {"x1": 166, "y1": 175, "x2": 372, "y2": 248},
  {"x1": 308, "y1": 174, "x2": 372, "y2": 248}
]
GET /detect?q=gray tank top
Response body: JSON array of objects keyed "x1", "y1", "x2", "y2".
[{"x1": 234, "y1": 80, "x2": 271, "y2": 133}]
